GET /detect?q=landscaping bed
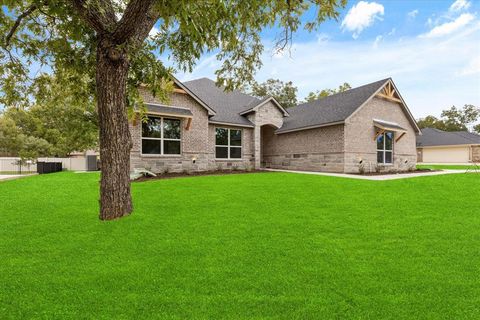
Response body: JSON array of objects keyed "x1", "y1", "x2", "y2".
[
  {"x1": 134, "y1": 169, "x2": 267, "y2": 181},
  {"x1": 354, "y1": 168, "x2": 437, "y2": 176}
]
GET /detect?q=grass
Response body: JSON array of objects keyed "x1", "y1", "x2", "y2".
[
  {"x1": 417, "y1": 164, "x2": 479, "y2": 170},
  {"x1": 1, "y1": 171, "x2": 479, "y2": 319}
]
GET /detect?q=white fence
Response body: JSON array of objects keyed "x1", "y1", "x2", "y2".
[{"x1": 0, "y1": 157, "x2": 89, "y2": 173}]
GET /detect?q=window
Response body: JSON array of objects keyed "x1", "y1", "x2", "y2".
[
  {"x1": 215, "y1": 128, "x2": 242, "y2": 159},
  {"x1": 377, "y1": 131, "x2": 394, "y2": 164},
  {"x1": 142, "y1": 116, "x2": 181, "y2": 155}
]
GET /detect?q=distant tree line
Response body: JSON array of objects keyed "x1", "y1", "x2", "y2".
[
  {"x1": 417, "y1": 104, "x2": 480, "y2": 133},
  {"x1": 0, "y1": 75, "x2": 98, "y2": 160},
  {"x1": 248, "y1": 78, "x2": 352, "y2": 108}
]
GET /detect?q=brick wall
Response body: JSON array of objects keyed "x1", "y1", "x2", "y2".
[
  {"x1": 473, "y1": 146, "x2": 480, "y2": 163},
  {"x1": 247, "y1": 101, "x2": 285, "y2": 168},
  {"x1": 130, "y1": 88, "x2": 255, "y2": 173},
  {"x1": 261, "y1": 124, "x2": 346, "y2": 172},
  {"x1": 344, "y1": 97, "x2": 417, "y2": 173}
]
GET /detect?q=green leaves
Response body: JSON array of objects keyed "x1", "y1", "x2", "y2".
[
  {"x1": 1, "y1": 0, "x2": 346, "y2": 112},
  {"x1": 418, "y1": 104, "x2": 480, "y2": 132},
  {"x1": 250, "y1": 78, "x2": 298, "y2": 108}
]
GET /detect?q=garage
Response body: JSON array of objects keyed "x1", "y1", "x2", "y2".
[
  {"x1": 417, "y1": 128, "x2": 480, "y2": 164},
  {"x1": 422, "y1": 146, "x2": 470, "y2": 163}
]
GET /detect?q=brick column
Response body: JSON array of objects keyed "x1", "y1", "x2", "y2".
[{"x1": 254, "y1": 125, "x2": 261, "y2": 169}]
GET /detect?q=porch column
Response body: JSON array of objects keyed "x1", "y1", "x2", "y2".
[{"x1": 254, "y1": 125, "x2": 261, "y2": 169}]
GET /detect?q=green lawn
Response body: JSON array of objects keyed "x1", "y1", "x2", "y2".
[{"x1": 1, "y1": 172, "x2": 479, "y2": 319}]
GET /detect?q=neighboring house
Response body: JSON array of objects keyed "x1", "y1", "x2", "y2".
[
  {"x1": 416, "y1": 128, "x2": 480, "y2": 163},
  {"x1": 129, "y1": 77, "x2": 420, "y2": 173}
]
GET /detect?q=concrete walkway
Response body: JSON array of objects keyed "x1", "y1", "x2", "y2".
[
  {"x1": 0, "y1": 174, "x2": 36, "y2": 182},
  {"x1": 265, "y1": 168, "x2": 468, "y2": 181}
]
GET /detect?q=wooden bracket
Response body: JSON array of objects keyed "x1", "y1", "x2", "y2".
[
  {"x1": 374, "y1": 129, "x2": 385, "y2": 141},
  {"x1": 376, "y1": 81, "x2": 402, "y2": 103},
  {"x1": 173, "y1": 88, "x2": 187, "y2": 94},
  {"x1": 395, "y1": 132, "x2": 406, "y2": 142},
  {"x1": 185, "y1": 118, "x2": 192, "y2": 130}
]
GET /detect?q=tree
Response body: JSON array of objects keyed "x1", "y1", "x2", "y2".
[
  {"x1": 250, "y1": 79, "x2": 298, "y2": 108},
  {"x1": 417, "y1": 104, "x2": 479, "y2": 132},
  {"x1": 304, "y1": 82, "x2": 351, "y2": 102},
  {"x1": 0, "y1": 74, "x2": 98, "y2": 157},
  {"x1": 475, "y1": 124, "x2": 480, "y2": 134},
  {"x1": 1, "y1": 0, "x2": 346, "y2": 220}
]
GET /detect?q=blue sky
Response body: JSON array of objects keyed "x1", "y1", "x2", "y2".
[{"x1": 174, "y1": 0, "x2": 480, "y2": 119}]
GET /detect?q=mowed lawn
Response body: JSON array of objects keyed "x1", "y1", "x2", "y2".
[{"x1": 1, "y1": 172, "x2": 479, "y2": 319}]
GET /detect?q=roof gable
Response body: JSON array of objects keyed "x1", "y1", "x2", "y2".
[
  {"x1": 276, "y1": 78, "x2": 389, "y2": 134},
  {"x1": 239, "y1": 96, "x2": 290, "y2": 117},
  {"x1": 171, "y1": 76, "x2": 216, "y2": 116},
  {"x1": 346, "y1": 78, "x2": 421, "y2": 134},
  {"x1": 182, "y1": 78, "x2": 258, "y2": 126}
]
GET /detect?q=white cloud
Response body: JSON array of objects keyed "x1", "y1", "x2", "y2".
[
  {"x1": 458, "y1": 56, "x2": 480, "y2": 76},
  {"x1": 420, "y1": 13, "x2": 475, "y2": 38},
  {"x1": 449, "y1": 0, "x2": 471, "y2": 12},
  {"x1": 341, "y1": 1, "x2": 384, "y2": 39},
  {"x1": 176, "y1": 22, "x2": 480, "y2": 119},
  {"x1": 387, "y1": 28, "x2": 396, "y2": 36},
  {"x1": 373, "y1": 35, "x2": 383, "y2": 48},
  {"x1": 408, "y1": 9, "x2": 419, "y2": 18}
]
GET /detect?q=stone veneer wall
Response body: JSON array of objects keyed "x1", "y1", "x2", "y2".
[
  {"x1": 261, "y1": 124, "x2": 346, "y2": 172},
  {"x1": 472, "y1": 146, "x2": 480, "y2": 162},
  {"x1": 343, "y1": 97, "x2": 417, "y2": 173},
  {"x1": 247, "y1": 101, "x2": 285, "y2": 169},
  {"x1": 129, "y1": 88, "x2": 255, "y2": 173}
]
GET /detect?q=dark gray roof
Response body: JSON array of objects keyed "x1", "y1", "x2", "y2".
[
  {"x1": 182, "y1": 78, "x2": 258, "y2": 126},
  {"x1": 146, "y1": 104, "x2": 193, "y2": 117},
  {"x1": 276, "y1": 78, "x2": 389, "y2": 133},
  {"x1": 417, "y1": 128, "x2": 480, "y2": 147},
  {"x1": 373, "y1": 119, "x2": 407, "y2": 132}
]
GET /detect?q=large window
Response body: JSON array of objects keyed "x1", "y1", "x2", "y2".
[
  {"x1": 215, "y1": 128, "x2": 242, "y2": 159},
  {"x1": 142, "y1": 116, "x2": 181, "y2": 155},
  {"x1": 377, "y1": 131, "x2": 394, "y2": 164}
]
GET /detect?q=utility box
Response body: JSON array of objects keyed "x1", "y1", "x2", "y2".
[{"x1": 86, "y1": 155, "x2": 98, "y2": 171}]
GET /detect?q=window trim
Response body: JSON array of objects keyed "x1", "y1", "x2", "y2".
[
  {"x1": 215, "y1": 127, "x2": 243, "y2": 160},
  {"x1": 377, "y1": 131, "x2": 394, "y2": 165},
  {"x1": 141, "y1": 116, "x2": 182, "y2": 156}
]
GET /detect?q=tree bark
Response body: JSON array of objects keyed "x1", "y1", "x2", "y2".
[{"x1": 96, "y1": 38, "x2": 133, "y2": 220}]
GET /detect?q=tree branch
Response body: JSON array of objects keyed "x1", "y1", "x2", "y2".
[
  {"x1": 4, "y1": 4, "x2": 38, "y2": 48},
  {"x1": 112, "y1": 0, "x2": 158, "y2": 45},
  {"x1": 70, "y1": 0, "x2": 116, "y2": 35}
]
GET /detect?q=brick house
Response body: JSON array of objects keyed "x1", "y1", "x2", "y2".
[{"x1": 130, "y1": 77, "x2": 420, "y2": 173}]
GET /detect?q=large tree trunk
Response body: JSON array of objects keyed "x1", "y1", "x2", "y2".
[{"x1": 96, "y1": 38, "x2": 133, "y2": 220}]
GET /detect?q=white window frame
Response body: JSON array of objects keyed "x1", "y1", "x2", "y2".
[
  {"x1": 141, "y1": 116, "x2": 181, "y2": 156},
  {"x1": 215, "y1": 127, "x2": 243, "y2": 160},
  {"x1": 377, "y1": 131, "x2": 394, "y2": 165}
]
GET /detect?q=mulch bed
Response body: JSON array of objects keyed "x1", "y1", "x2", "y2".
[
  {"x1": 133, "y1": 169, "x2": 268, "y2": 182},
  {"x1": 354, "y1": 169, "x2": 437, "y2": 176}
]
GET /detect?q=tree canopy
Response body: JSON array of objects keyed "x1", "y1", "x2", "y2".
[
  {"x1": 250, "y1": 78, "x2": 298, "y2": 108},
  {"x1": 417, "y1": 104, "x2": 480, "y2": 133},
  {"x1": 0, "y1": 74, "x2": 98, "y2": 158},
  {"x1": 303, "y1": 82, "x2": 351, "y2": 103}
]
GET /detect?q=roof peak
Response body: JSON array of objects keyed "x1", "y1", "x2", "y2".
[{"x1": 296, "y1": 78, "x2": 390, "y2": 109}]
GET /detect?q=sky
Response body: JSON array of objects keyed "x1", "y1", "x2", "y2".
[{"x1": 173, "y1": 0, "x2": 480, "y2": 120}]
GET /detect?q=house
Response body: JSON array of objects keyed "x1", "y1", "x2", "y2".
[
  {"x1": 416, "y1": 128, "x2": 480, "y2": 163},
  {"x1": 129, "y1": 77, "x2": 420, "y2": 174}
]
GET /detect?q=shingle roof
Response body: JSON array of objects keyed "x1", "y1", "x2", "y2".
[
  {"x1": 276, "y1": 78, "x2": 390, "y2": 133},
  {"x1": 145, "y1": 104, "x2": 193, "y2": 117},
  {"x1": 182, "y1": 78, "x2": 258, "y2": 126},
  {"x1": 416, "y1": 128, "x2": 480, "y2": 147},
  {"x1": 373, "y1": 119, "x2": 407, "y2": 132}
]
